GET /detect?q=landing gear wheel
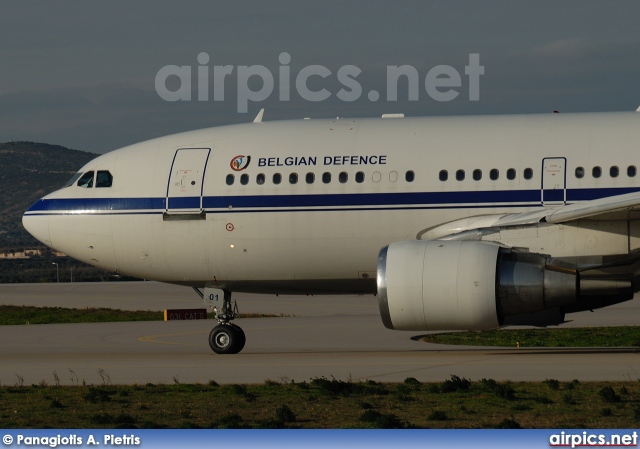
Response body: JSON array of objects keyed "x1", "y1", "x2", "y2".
[
  {"x1": 209, "y1": 324, "x2": 245, "y2": 354},
  {"x1": 229, "y1": 324, "x2": 246, "y2": 350}
]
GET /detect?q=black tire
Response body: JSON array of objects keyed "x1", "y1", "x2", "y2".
[
  {"x1": 209, "y1": 324, "x2": 245, "y2": 354},
  {"x1": 229, "y1": 324, "x2": 246, "y2": 351}
]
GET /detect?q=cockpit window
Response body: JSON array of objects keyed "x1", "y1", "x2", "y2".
[
  {"x1": 77, "y1": 171, "x2": 94, "y2": 188},
  {"x1": 64, "y1": 172, "x2": 83, "y2": 187},
  {"x1": 96, "y1": 170, "x2": 113, "y2": 188}
]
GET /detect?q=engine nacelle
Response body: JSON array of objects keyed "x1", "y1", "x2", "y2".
[
  {"x1": 377, "y1": 240, "x2": 503, "y2": 331},
  {"x1": 377, "y1": 240, "x2": 634, "y2": 331}
]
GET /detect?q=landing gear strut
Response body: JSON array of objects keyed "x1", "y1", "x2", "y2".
[{"x1": 207, "y1": 290, "x2": 245, "y2": 354}]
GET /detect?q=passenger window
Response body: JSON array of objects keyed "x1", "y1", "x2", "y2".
[
  {"x1": 339, "y1": 172, "x2": 348, "y2": 183},
  {"x1": 472, "y1": 169, "x2": 482, "y2": 181},
  {"x1": 289, "y1": 173, "x2": 298, "y2": 184},
  {"x1": 96, "y1": 171, "x2": 112, "y2": 188},
  {"x1": 523, "y1": 168, "x2": 533, "y2": 180},
  {"x1": 506, "y1": 168, "x2": 516, "y2": 180},
  {"x1": 456, "y1": 170, "x2": 465, "y2": 181},
  {"x1": 355, "y1": 171, "x2": 365, "y2": 183},
  {"x1": 489, "y1": 169, "x2": 499, "y2": 180},
  {"x1": 257, "y1": 173, "x2": 265, "y2": 185},
  {"x1": 439, "y1": 170, "x2": 448, "y2": 182},
  {"x1": 628, "y1": 166, "x2": 637, "y2": 177},
  {"x1": 273, "y1": 173, "x2": 282, "y2": 185},
  {"x1": 592, "y1": 166, "x2": 602, "y2": 178},
  {"x1": 240, "y1": 174, "x2": 249, "y2": 185},
  {"x1": 405, "y1": 171, "x2": 415, "y2": 182},
  {"x1": 306, "y1": 172, "x2": 315, "y2": 184},
  {"x1": 575, "y1": 167, "x2": 584, "y2": 179},
  {"x1": 226, "y1": 174, "x2": 234, "y2": 185},
  {"x1": 610, "y1": 166, "x2": 619, "y2": 178},
  {"x1": 322, "y1": 172, "x2": 331, "y2": 184},
  {"x1": 77, "y1": 171, "x2": 94, "y2": 188}
]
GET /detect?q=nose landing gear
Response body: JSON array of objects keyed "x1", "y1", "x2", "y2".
[
  {"x1": 208, "y1": 289, "x2": 245, "y2": 354},
  {"x1": 193, "y1": 287, "x2": 246, "y2": 354}
]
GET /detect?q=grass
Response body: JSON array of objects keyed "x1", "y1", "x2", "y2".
[
  {"x1": 1, "y1": 377, "x2": 640, "y2": 428},
  {"x1": 420, "y1": 327, "x2": 640, "y2": 347},
  {"x1": 0, "y1": 305, "x2": 161, "y2": 325},
  {"x1": 0, "y1": 305, "x2": 283, "y2": 325}
]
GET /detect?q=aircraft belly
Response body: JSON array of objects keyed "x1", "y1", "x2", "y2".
[
  {"x1": 214, "y1": 210, "x2": 422, "y2": 282},
  {"x1": 630, "y1": 212, "x2": 640, "y2": 253},
  {"x1": 46, "y1": 208, "x2": 638, "y2": 286}
]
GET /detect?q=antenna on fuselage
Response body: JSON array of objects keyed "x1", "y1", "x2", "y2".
[{"x1": 253, "y1": 108, "x2": 265, "y2": 123}]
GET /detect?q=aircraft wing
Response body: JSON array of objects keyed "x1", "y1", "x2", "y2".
[
  {"x1": 422, "y1": 190, "x2": 640, "y2": 241},
  {"x1": 547, "y1": 191, "x2": 640, "y2": 222},
  {"x1": 512, "y1": 190, "x2": 640, "y2": 225}
]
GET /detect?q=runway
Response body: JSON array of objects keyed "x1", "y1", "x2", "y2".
[{"x1": 0, "y1": 282, "x2": 638, "y2": 385}]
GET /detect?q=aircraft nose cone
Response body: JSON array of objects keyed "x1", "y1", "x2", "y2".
[{"x1": 22, "y1": 202, "x2": 52, "y2": 247}]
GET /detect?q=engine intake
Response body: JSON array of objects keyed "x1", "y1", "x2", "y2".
[{"x1": 377, "y1": 240, "x2": 634, "y2": 331}]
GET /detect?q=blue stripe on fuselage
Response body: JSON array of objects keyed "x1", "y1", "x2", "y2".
[
  {"x1": 24, "y1": 187, "x2": 640, "y2": 215},
  {"x1": 204, "y1": 189, "x2": 541, "y2": 209},
  {"x1": 25, "y1": 197, "x2": 166, "y2": 213}
]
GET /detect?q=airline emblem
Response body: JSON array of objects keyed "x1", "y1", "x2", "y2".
[{"x1": 230, "y1": 155, "x2": 251, "y2": 171}]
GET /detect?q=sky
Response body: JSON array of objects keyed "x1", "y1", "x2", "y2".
[{"x1": 2, "y1": 0, "x2": 640, "y2": 154}]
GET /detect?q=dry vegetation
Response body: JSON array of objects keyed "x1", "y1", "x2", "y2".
[{"x1": 1, "y1": 377, "x2": 639, "y2": 429}]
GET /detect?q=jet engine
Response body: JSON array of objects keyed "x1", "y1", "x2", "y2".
[{"x1": 376, "y1": 240, "x2": 635, "y2": 331}]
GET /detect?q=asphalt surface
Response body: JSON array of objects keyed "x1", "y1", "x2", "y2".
[{"x1": 0, "y1": 282, "x2": 638, "y2": 385}]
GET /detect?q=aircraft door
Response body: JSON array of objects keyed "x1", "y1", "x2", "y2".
[
  {"x1": 166, "y1": 148, "x2": 211, "y2": 214},
  {"x1": 541, "y1": 157, "x2": 566, "y2": 206}
]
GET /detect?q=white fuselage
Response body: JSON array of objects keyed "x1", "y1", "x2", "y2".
[{"x1": 23, "y1": 112, "x2": 640, "y2": 293}]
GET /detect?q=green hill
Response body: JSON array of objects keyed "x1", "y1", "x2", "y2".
[{"x1": 0, "y1": 141, "x2": 96, "y2": 248}]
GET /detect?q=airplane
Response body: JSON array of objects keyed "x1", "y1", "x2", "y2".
[{"x1": 22, "y1": 109, "x2": 640, "y2": 354}]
